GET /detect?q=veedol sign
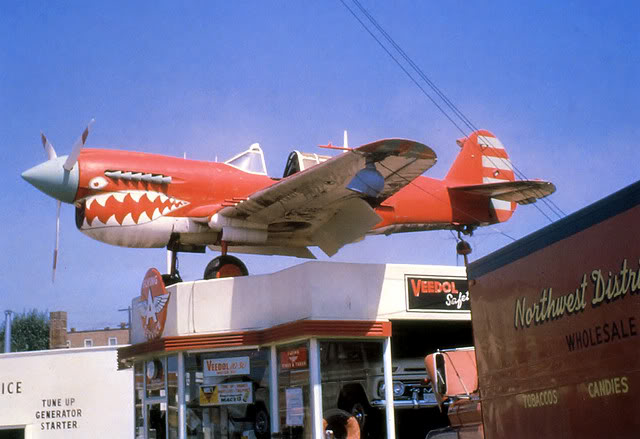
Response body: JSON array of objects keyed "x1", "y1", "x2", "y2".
[
  {"x1": 136, "y1": 268, "x2": 170, "y2": 340},
  {"x1": 203, "y1": 356, "x2": 251, "y2": 377},
  {"x1": 406, "y1": 276, "x2": 470, "y2": 311}
]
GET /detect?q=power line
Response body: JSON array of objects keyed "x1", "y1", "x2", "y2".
[
  {"x1": 338, "y1": 0, "x2": 468, "y2": 135},
  {"x1": 350, "y1": 0, "x2": 565, "y2": 221},
  {"x1": 341, "y1": 0, "x2": 566, "y2": 221}
]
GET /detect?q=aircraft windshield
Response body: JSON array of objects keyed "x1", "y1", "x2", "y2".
[{"x1": 224, "y1": 143, "x2": 268, "y2": 175}]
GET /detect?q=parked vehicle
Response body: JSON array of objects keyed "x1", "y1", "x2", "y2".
[
  {"x1": 319, "y1": 340, "x2": 437, "y2": 436},
  {"x1": 424, "y1": 180, "x2": 640, "y2": 438}
]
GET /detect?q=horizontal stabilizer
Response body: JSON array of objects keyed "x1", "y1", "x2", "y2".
[{"x1": 451, "y1": 180, "x2": 556, "y2": 205}]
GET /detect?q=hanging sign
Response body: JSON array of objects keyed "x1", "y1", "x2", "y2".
[
  {"x1": 406, "y1": 276, "x2": 470, "y2": 311},
  {"x1": 279, "y1": 348, "x2": 308, "y2": 370}
]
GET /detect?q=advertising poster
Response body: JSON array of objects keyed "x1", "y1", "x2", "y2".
[
  {"x1": 203, "y1": 356, "x2": 250, "y2": 377},
  {"x1": 405, "y1": 276, "x2": 470, "y2": 311},
  {"x1": 199, "y1": 382, "x2": 253, "y2": 406},
  {"x1": 285, "y1": 387, "x2": 304, "y2": 426}
]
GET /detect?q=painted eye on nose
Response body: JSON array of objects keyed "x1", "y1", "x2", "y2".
[{"x1": 88, "y1": 176, "x2": 108, "y2": 190}]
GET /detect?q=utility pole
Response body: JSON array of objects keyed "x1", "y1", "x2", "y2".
[
  {"x1": 117, "y1": 306, "x2": 132, "y2": 329},
  {"x1": 118, "y1": 307, "x2": 132, "y2": 344}
]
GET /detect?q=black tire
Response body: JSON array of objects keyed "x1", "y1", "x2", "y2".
[
  {"x1": 161, "y1": 273, "x2": 182, "y2": 286},
  {"x1": 203, "y1": 255, "x2": 249, "y2": 280},
  {"x1": 253, "y1": 403, "x2": 270, "y2": 439},
  {"x1": 347, "y1": 400, "x2": 367, "y2": 430},
  {"x1": 338, "y1": 389, "x2": 369, "y2": 432},
  {"x1": 323, "y1": 409, "x2": 361, "y2": 439}
]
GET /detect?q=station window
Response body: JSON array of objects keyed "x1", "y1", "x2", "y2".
[
  {"x1": 135, "y1": 356, "x2": 178, "y2": 439},
  {"x1": 108, "y1": 337, "x2": 118, "y2": 346},
  {"x1": 277, "y1": 341, "x2": 311, "y2": 438},
  {"x1": 184, "y1": 349, "x2": 271, "y2": 439},
  {"x1": 167, "y1": 356, "x2": 179, "y2": 438},
  {"x1": 84, "y1": 339, "x2": 93, "y2": 347},
  {"x1": 146, "y1": 358, "x2": 165, "y2": 399},
  {"x1": 319, "y1": 340, "x2": 384, "y2": 438},
  {"x1": 134, "y1": 362, "x2": 144, "y2": 438}
]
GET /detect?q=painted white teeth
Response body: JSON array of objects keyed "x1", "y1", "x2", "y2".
[
  {"x1": 113, "y1": 193, "x2": 126, "y2": 203},
  {"x1": 122, "y1": 213, "x2": 135, "y2": 226},
  {"x1": 95, "y1": 194, "x2": 110, "y2": 207},
  {"x1": 129, "y1": 191, "x2": 144, "y2": 202},
  {"x1": 106, "y1": 214, "x2": 120, "y2": 226},
  {"x1": 82, "y1": 190, "x2": 189, "y2": 229},
  {"x1": 138, "y1": 212, "x2": 151, "y2": 224}
]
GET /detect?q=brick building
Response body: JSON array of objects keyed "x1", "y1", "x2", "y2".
[{"x1": 49, "y1": 311, "x2": 130, "y2": 348}]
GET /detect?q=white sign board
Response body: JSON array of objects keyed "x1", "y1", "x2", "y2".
[
  {"x1": 0, "y1": 347, "x2": 133, "y2": 438},
  {"x1": 285, "y1": 387, "x2": 304, "y2": 426}
]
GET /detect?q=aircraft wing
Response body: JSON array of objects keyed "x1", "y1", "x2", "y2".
[
  {"x1": 451, "y1": 180, "x2": 556, "y2": 205},
  {"x1": 218, "y1": 139, "x2": 436, "y2": 255}
]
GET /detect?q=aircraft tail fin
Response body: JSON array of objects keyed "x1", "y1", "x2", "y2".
[
  {"x1": 445, "y1": 130, "x2": 514, "y2": 185},
  {"x1": 446, "y1": 130, "x2": 517, "y2": 223},
  {"x1": 446, "y1": 130, "x2": 555, "y2": 223}
]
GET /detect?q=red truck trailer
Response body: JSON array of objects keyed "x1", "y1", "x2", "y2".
[{"x1": 426, "y1": 180, "x2": 640, "y2": 438}]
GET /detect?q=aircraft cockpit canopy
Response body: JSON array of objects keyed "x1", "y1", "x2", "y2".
[
  {"x1": 283, "y1": 150, "x2": 331, "y2": 178},
  {"x1": 224, "y1": 143, "x2": 268, "y2": 175}
]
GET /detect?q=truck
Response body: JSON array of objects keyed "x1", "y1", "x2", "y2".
[
  {"x1": 319, "y1": 339, "x2": 438, "y2": 437},
  {"x1": 424, "y1": 180, "x2": 640, "y2": 438}
]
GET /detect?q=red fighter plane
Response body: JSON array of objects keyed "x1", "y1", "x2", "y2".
[{"x1": 22, "y1": 121, "x2": 555, "y2": 281}]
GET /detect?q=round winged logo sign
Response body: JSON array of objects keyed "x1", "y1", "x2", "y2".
[{"x1": 136, "y1": 268, "x2": 171, "y2": 340}]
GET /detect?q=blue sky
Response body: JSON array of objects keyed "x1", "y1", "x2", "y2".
[{"x1": 1, "y1": 1, "x2": 638, "y2": 330}]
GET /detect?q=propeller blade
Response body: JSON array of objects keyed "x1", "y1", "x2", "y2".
[
  {"x1": 40, "y1": 133, "x2": 57, "y2": 160},
  {"x1": 63, "y1": 119, "x2": 95, "y2": 171},
  {"x1": 52, "y1": 200, "x2": 61, "y2": 283}
]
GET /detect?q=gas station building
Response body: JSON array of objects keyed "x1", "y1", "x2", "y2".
[{"x1": 119, "y1": 261, "x2": 472, "y2": 439}]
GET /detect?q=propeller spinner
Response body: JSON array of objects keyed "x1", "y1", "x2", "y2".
[{"x1": 22, "y1": 120, "x2": 94, "y2": 282}]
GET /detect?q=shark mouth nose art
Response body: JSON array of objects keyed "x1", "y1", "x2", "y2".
[{"x1": 79, "y1": 191, "x2": 189, "y2": 228}]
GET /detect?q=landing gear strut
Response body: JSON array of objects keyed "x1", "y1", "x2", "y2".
[
  {"x1": 162, "y1": 248, "x2": 183, "y2": 286},
  {"x1": 455, "y1": 230, "x2": 472, "y2": 267},
  {"x1": 165, "y1": 236, "x2": 249, "y2": 282}
]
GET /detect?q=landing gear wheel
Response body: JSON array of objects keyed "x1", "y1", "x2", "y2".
[
  {"x1": 203, "y1": 255, "x2": 249, "y2": 280},
  {"x1": 161, "y1": 273, "x2": 182, "y2": 286}
]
